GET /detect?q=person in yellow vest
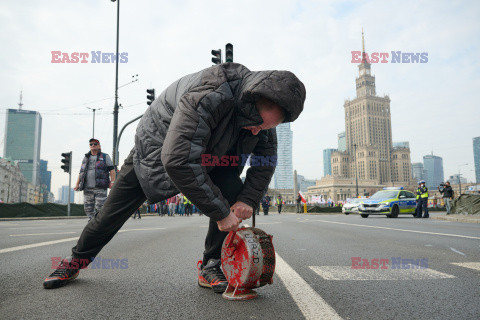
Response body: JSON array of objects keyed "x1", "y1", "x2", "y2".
[
  {"x1": 184, "y1": 197, "x2": 192, "y2": 216},
  {"x1": 415, "y1": 180, "x2": 429, "y2": 218},
  {"x1": 276, "y1": 195, "x2": 283, "y2": 214}
]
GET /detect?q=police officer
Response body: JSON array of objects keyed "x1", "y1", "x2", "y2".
[{"x1": 416, "y1": 180, "x2": 429, "y2": 218}]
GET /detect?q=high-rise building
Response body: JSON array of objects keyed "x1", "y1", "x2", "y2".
[
  {"x1": 474, "y1": 137, "x2": 480, "y2": 184},
  {"x1": 411, "y1": 162, "x2": 425, "y2": 181},
  {"x1": 3, "y1": 108, "x2": 42, "y2": 185},
  {"x1": 423, "y1": 154, "x2": 444, "y2": 189},
  {"x1": 58, "y1": 185, "x2": 74, "y2": 204},
  {"x1": 297, "y1": 174, "x2": 316, "y2": 192},
  {"x1": 330, "y1": 31, "x2": 411, "y2": 185},
  {"x1": 273, "y1": 123, "x2": 293, "y2": 189},
  {"x1": 323, "y1": 148, "x2": 336, "y2": 176},
  {"x1": 337, "y1": 132, "x2": 346, "y2": 152},
  {"x1": 448, "y1": 174, "x2": 467, "y2": 185},
  {"x1": 39, "y1": 160, "x2": 51, "y2": 192}
]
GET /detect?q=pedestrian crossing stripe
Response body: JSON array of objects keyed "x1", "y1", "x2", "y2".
[
  {"x1": 309, "y1": 266, "x2": 456, "y2": 280},
  {"x1": 451, "y1": 262, "x2": 480, "y2": 272}
]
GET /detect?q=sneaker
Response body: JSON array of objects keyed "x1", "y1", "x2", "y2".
[
  {"x1": 43, "y1": 256, "x2": 80, "y2": 289},
  {"x1": 197, "y1": 259, "x2": 228, "y2": 293}
]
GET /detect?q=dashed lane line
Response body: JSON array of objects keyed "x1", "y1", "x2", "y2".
[
  {"x1": 451, "y1": 262, "x2": 480, "y2": 272},
  {"x1": 308, "y1": 219, "x2": 480, "y2": 240},
  {"x1": 9, "y1": 232, "x2": 77, "y2": 237},
  {"x1": 0, "y1": 227, "x2": 166, "y2": 254}
]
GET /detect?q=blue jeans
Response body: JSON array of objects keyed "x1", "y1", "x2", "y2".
[{"x1": 444, "y1": 198, "x2": 452, "y2": 214}]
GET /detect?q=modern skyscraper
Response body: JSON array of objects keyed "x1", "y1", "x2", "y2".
[
  {"x1": 474, "y1": 136, "x2": 480, "y2": 184},
  {"x1": 411, "y1": 162, "x2": 425, "y2": 181},
  {"x1": 337, "y1": 132, "x2": 346, "y2": 152},
  {"x1": 58, "y1": 185, "x2": 74, "y2": 204},
  {"x1": 273, "y1": 123, "x2": 293, "y2": 189},
  {"x1": 423, "y1": 154, "x2": 444, "y2": 189},
  {"x1": 323, "y1": 148, "x2": 336, "y2": 176},
  {"x1": 39, "y1": 160, "x2": 51, "y2": 192},
  {"x1": 3, "y1": 108, "x2": 42, "y2": 185}
]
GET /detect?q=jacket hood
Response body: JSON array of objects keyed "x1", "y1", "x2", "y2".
[{"x1": 240, "y1": 70, "x2": 306, "y2": 123}]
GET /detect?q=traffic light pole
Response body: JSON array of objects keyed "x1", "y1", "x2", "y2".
[{"x1": 67, "y1": 162, "x2": 72, "y2": 216}]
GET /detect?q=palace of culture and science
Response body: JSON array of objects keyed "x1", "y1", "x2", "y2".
[{"x1": 309, "y1": 32, "x2": 413, "y2": 201}]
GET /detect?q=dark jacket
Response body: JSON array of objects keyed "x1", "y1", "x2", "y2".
[
  {"x1": 439, "y1": 185, "x2": 454, "y2": 198},
  {"x1": 133, "y1": 63, "x2": 306, "y2": 221},
  {"x1": 78, "y1": 152, "x2": 113, "y2": 191}
]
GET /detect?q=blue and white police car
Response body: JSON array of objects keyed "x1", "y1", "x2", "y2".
[{"x1": 358, "y1": 187, "x2": 417, "y2": 218}]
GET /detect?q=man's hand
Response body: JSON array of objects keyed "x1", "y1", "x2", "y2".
[
  {"x1": 109, "y1": 181, "x2": 115, "y2": 189},
  {"x1": 217, "y1": 212, "x2": 240, "y2": 232},
  {"x1": 74, "y1": 184, "x2": 79, "y2": 191},
  {"x1": 231, "y1": 201, "x2": 253, "y2": 220}
]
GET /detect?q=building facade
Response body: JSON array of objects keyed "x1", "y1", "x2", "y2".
[
  {"x1": 323, "y1": 148, "x2": 336, "y2": 176},
  {"x1": 58, "y1": 186, "x2": 75, "y2": 204},
  {"x1": 3, "y1": 108, "x2": 42, "y2": 185},
  {"x1": 423, "y1": 154, "x2": 444, "y2": 189},
  {"x1": 474, "y1": 136, "x2": 480, "y2": 184},
  {"x1": 273, "y1": 123, "x2": 293, "y2": 189}
]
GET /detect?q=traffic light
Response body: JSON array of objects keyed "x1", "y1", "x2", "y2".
[
  {"x1": 61, "y1": 152, "x2": 72, "y2": 173},
  {"x1": 225, "y1": 43, "x2": 233, "y2": 62},
  {"x1": 211, "y1": 49, "x2": 221, "y2": 65},
  {"x1": 146, "y1": 88, "x2": 155, "y2": 105}
]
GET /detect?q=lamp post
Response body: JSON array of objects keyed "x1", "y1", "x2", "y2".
[
  {"x1": 354, "y1": 143, "x2": 359, "y2": 197},
  {"x1": 458, "y1": 163, "x2": 468, "y2": 195},
  {"x1": 111, "y1": 0, "x2": 120, "y2": 170},
  {"x1": 86, "y1": 107, "x2": 102, "y2": 138}
]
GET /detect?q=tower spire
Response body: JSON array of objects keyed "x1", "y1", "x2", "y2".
[
  {"x1": 362, "y1": 27, "x2": 365, "y2": 54},
  {"x1": 18, "y1": 90, "x2": 23, "y2": 110}
]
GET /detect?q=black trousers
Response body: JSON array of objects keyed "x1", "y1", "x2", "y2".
[{"x1": 72, "y1": 151, "x2": 243, "y2": 266}]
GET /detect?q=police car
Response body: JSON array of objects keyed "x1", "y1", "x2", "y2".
[
  {"x1": 357, "y1": 187, "x2": 417, "y2": 218},
  {"x1": 342, "y1": 198, "x2": 366, "y2": 215}
]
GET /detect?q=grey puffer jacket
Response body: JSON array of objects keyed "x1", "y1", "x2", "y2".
[{"x1": 133, "y1": 63, "x2": 305, "y2": 221}]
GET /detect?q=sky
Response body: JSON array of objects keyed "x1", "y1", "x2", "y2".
[{"x1": 0, "y1": 0, "x2": 479, "y2": 200}]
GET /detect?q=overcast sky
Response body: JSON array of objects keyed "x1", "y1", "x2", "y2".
[{"x1": 1, "y1": 0, "x2": 479, "y2": 200}]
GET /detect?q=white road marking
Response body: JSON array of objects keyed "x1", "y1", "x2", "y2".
[
  {"x1": 242, "y1": 224, "x2": 342, "y2": 319},
  {"x1": 277, "y1": 255, "x2": 342, "y2": 319},
  {"x1": 310, "y1": 219, "x2": 480, "y2": 240},
  {"x1": 0, "y1": 237, "x2": 79, "y2": 254},
  {"x1": 450, "y1": 247, "x2": 466, "y2": 256},
  {"x1": 10, "y1": 232, "x2": 77, "y2": 237},
  {"x1": 310, "y1": 266, "x2": 456, "y2": 281},
  {"x1": 451, "y1": 262, "x2": 480, "y2": 272},
  {"x1": 425, "y1": 244, "x2": 433, "y2": 247},
  {"x1": 0, "y1": 227, "x2": 165, "y2": 254}
]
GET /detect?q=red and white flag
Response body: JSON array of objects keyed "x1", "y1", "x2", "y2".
[{"x1": 299, "y1": 191, "x2": 307, "y2": 203}]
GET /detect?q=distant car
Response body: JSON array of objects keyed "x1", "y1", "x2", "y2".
[
  {"x1": 342, "y1": 198, "x2": 365, "y2": 215},
  {"x1": 358, "y1": 187, "x2": 417, "y2": 218}
]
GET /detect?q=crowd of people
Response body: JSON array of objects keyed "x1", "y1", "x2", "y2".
[{"x1": 133, "y1": 193, "x2": 201, "y2": 218}]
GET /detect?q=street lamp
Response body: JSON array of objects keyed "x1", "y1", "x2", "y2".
[
  {"x1": 86, "y1": 107, "x2": 102, "y2": 138},
  {"x1": 458, "y1": 163, "x2": 468, "y2": 195},
  {"x1": 111, "y1": 0, "x2": 120, "y2": 171}
]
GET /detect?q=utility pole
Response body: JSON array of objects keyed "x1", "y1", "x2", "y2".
[
  {"x1": 86, "y1": 107, "x2": 102, "y2": 138},
  {"x1": 354, "y1": 143, "x2": 359, "y2": 197},
  {"x1": 112, "y1": 0, "x2": 120, "y2": 170},
  {"x1": 61, "y1": 152, "x2": 72, "y2": 216}
]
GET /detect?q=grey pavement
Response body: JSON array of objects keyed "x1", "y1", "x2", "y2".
[{"x1": 0, "y1": 213, "x2": 479, "y2": 319}]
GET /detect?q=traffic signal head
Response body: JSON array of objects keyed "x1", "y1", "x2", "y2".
[
  {"x1": 211, "y1": 49, "x2": 221, "y2": 65},
  {"x1": 146, "y1": 88, "x2": 155, "y2": 105},
  {"x1": 225, "y1": 43, "x2": 233, "y2": 63},
  {"x1": 61, "y1": 152, "x2": 71, "y2": 173}
]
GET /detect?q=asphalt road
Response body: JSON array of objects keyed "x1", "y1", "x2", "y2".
[{"x1": 0, "y1": 212, "x2": 479, "y2": 320}]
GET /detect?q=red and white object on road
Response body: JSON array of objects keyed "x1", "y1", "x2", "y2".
[{"x1": 221, "y1": 227, "x2": 276, "y2": 300}]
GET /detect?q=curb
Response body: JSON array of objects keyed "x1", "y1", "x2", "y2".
[{"x1": 431, "y1": 215, "x2": 480, "y2": 224}]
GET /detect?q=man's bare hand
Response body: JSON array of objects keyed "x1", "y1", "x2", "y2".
[
  {"x1": 217, "y1": 212, "x2": 240, "y2": 232},
  {"x1": 231, "y1": 201, "x2": 253, "y2": 220}
]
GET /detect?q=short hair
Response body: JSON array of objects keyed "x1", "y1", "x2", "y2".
[{"x1": 256, "y1": 97, "x2": 286, "y2": 122}]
